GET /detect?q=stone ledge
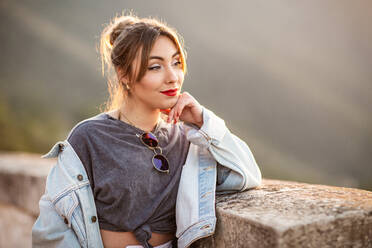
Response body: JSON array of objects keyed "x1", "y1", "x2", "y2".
[
  {"x1": 0, "y1": 203, "x2": 34, "y2": 248},
  {"x1": 0, "y1": 152, "x2": 372, "y2": 247},
  {"x1": 195, "y1": 179, "x2": 372, "y2": 247},
  {"x1": 0, "y1": 152, "x2": 53, "y2": 216}
]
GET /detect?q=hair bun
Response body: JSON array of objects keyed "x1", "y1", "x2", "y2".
[{"x1": 109, "y1": 16, "x2": 138, "y2": 46}]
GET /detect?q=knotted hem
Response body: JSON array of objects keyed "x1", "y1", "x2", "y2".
[{"x1": 134, "y1": 224, "x2": 153, "y2": 248}]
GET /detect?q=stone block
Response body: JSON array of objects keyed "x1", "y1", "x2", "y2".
[
  {"x1": 1, "y1": 153, "x2": 371, "y2": 247},
  {"x1": 0, "y1": 203, "x2": 35, "y2": 248},
  {"x1": 0, "y1": 152, "x2": 53, "y2": 216},
  {"x1": 194, "y1": 179, "x2": 372, "y2": 247}
]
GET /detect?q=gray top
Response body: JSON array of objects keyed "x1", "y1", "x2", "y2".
[{"x1": 67, "y1": 112, "x2": 190, "y2": 247}]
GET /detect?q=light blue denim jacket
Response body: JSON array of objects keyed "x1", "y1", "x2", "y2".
[{"x1": 32, "y1": 107, "x2": 262, "y2": 248}]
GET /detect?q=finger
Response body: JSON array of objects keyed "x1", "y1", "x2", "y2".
[
  {"x1": 167, "y1": 92, "x2": 191, "y2": 123},
  {"x1": 160, "y1": 108, "x2": 171, "y2": 115},
  {"x1": 173, "y1": 97, "x2": 192, "y2": 122},
  {"x1": 167, "y1": 105, "x2": 177, "y2": 123},
  {"x1": 168, "y1": 96, "x2": 184, "y2": 123}
]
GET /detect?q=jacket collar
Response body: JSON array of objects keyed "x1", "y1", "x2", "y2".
[{"x1": 43, "y1": 140, "x2": 90, "y2": 202}]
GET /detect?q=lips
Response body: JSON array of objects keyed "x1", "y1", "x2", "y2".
[
  {"x1": 161, "y1": 88, "x2": 178, "y2": 96},
  {"x1": 161, "y1": 88, "x2": 178, "y2": 94}
]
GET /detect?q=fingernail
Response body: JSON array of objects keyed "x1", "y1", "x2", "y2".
[{"x1": 174, "y1": 119, "x2": 177, "y2": 124}]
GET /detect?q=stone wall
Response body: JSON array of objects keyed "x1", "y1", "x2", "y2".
[
  {"x1": 0, "y1": 152, "x2": 51, "y2": 248},
  {"x1": 0, "y1": 152, "x2": 371, "y2": 248}
]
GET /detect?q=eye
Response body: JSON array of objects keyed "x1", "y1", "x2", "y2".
[
  {"x1": 173, "y1": 60, "x2": 182, "y2": 67},
  {"x1": 148, "y1": 64, "x2": 161, "y2": 70}
]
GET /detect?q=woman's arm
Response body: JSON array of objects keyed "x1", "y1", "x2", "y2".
[
  {"x1": 166, "y1": 92, "x2": 262, "y2": 193},
  {"x1": 32, "y1": 194, "x2": 82, "y2": 248},
  {"x1": 183, "y1": 107, "x2": 262, "y2": 193}
]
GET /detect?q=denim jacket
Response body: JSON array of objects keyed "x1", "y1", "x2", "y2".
[{"x1": 32, "y1": 107, "x2": 262, "y2": 248}]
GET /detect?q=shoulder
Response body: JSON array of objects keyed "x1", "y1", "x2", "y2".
[{"x1": 67, "y1": 112, "x2": 108, "y2": 143}]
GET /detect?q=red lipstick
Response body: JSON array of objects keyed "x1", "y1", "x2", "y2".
[{"x1": 161, "y1": 88, "x2": 178, "y2": 96}]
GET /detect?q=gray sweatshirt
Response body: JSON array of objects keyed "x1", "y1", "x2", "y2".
[{"x1": 68, "y1": 112, "x2": 190, "y2": 247}]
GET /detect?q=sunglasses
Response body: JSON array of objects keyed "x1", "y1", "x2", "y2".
[{"x1": 136, "y1": 132, "x2": 170, "y2": 173}]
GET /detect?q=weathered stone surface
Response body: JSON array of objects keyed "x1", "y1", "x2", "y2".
[
  {"x1": 0, "y1": 203, "x2": 35, "y2": 248},
  {"x1": 0, "y1": 152, "x2": 53, "y2": 216},
  {"x1": 1, "y1": 153, "x2": 372, "y2": 247},
  {"x1": 194, "y1": 179, "x2": 372, "y2": 247}
]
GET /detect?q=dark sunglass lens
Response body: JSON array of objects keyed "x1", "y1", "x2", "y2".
[
  {"x1": 153, "y1": 154, "x2": 169, "y2": 172},
  {"x1": 142, "y1": 133, "x2": 158, "y2": 148}
]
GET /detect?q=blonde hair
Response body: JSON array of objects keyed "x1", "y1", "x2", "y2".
[{"x1": 99, "y1": 12, "x2": 187, "y2": 111}]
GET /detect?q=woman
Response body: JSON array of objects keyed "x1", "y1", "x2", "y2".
[{"x1": 32, "y1": 14, "x2": 262, "y2": 248}]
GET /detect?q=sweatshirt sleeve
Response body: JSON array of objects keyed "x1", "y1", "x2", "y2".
[
  {"x1": 67, "y1": 124, "x2": 95, "y2": 190},
  {"x1": 183, "y1": 106, "x2": 262, "y2": 192}
]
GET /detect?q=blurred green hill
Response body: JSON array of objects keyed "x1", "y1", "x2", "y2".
[{"x1": 0, "y1": 0, "x2": 371, "y2": 190}]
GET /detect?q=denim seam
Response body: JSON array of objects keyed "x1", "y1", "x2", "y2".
[
  {"x1": 68, "y1": 192, "x2": 79, "y2": 220},
  {"x1": 51, "y1": 181, "x2": 90, "y2": 204},
  {"x1": 71, "y1": 208, "x2": 88, "y2": 245}
]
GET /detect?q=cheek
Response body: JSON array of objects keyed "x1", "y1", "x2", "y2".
[
  {"x1": 138, "y1": 77, "x2": 161, "y2": 92},
  {"x1": 178, "y1": 72, "x2": 185, "y2": 85}
]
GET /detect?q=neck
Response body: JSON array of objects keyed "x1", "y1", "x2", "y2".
[{"x1": 119, "y1": 97, "x2": 161, "y2": 133}]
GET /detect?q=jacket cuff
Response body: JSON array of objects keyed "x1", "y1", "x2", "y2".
[{"x1": 184, "y1": 106, "x2": 228, "y2": 148}]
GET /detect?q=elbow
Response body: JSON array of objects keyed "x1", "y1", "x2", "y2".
[
  {"x1": 245, "y1": 173, "x2": 262, "y2": 190},
  {"x1": 241, "y1": 162, "x2": 262, "y2": 191},
  {"x1": 252, "y1": 169, "x2": 262, "y2": 188},
  {"x1": 254, "y1": 163, "x2": 263, "y2": 186}
]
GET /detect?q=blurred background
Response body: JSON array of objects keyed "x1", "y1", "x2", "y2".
[{"x1": 0, "y1": 0, "x2": 371, "y2": 190}]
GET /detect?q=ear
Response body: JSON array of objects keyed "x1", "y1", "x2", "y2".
[{"x1": 115, "y1": 67, "x2": 129, "y2": 84}]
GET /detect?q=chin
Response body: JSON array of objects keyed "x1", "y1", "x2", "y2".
[
  {"x1": 157, "y1": 104, "x2": 174, "y2": 110},
  {"x1": 160, "y1": 99, "x2": 178, "y2": 109}
]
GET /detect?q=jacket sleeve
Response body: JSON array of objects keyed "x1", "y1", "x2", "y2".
[
  {"x1": 32, "y1": 193, "x2": 81, "y2": 248},
  {"x1": 183, "y1": 106, "x2": 262, "y2": 193}
]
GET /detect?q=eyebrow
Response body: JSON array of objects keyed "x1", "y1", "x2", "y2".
[{"x1": 149, "y1": 51, "x2": 180, "y2": 61}]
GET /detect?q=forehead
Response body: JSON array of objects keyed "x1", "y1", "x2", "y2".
[
  {"x1": 130, "y1": 35, "x2": 180, "y2": 80},
  {"x1": 149, "y1": 35, "x2": 179, "y2": 57},
  {"x1": 132, "y1": 36, "x2": 178, "y2": 66}
]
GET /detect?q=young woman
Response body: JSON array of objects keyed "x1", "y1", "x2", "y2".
[{"x1": 32, "y1": 14, "x2": 262, "y2": 248}]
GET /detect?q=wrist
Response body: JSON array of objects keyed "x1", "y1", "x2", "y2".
[
  {"x1": 195, "y1": 119, "x2": 204, "y2": 129},
  {"x1": 194, "y1": 106, "x2": 204, "y2": 128}
]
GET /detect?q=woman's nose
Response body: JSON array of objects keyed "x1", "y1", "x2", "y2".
[{"x1": 166, "y1": 66, "x2": 178, "y2": 83}]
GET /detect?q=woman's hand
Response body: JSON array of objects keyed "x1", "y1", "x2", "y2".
[{"x1": 161, "y1": 92, "x2": 204, "y2": 128}]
